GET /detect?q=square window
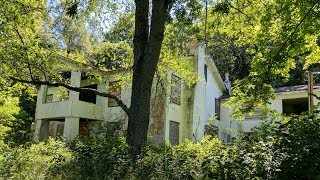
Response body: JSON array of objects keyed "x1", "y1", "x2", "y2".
[
  {"x1": 79, "y1": 84, "x2": 97, "y2": 104},
  {"x1": 46, "y1": 94, "x2": 53, "y2": 103}
]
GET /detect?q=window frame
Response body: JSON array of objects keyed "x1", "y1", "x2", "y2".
[
  {"x1": 45, "y1": 94, "x2": 53, "y2": 103},
  {"x1": 170, "y1": 74, "x2": 182, "y2": 105}
]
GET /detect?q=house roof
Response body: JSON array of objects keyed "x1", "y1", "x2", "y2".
[
  {"x1": 275, "y1": 83, "x2": 320, "y2": 93},
  {"x1": 55, "y1": 53, "x2": 130, "y2": 75},
  {"x1": 219, "y1": 83, "x2": 320, "y2": 100}
]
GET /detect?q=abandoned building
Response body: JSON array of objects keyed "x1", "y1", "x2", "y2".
[
  {"x1": 33, "y1": 41, "x2": 320, "y2": 145},
  {"x1": 33, "y1": 43, "x2": 227, "y2": 145}
]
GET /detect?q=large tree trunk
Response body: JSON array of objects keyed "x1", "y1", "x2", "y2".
[{"x1": 127, "y1": 0, "x2": 170, "y2": 155}]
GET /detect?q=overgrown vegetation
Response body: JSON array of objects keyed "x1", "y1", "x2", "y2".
[{"x1": 1, "y1": 112, "x2": 320, "y2": 179}]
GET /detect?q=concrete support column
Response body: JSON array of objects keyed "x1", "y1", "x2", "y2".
[
  {"x1": 96, "y1": 81, "x2": 108, "y2": 106},
  {"x1": 33, "y1": 119, "x2": 49, "y2": 142},
  {"x1": 63, "y1": 117, "x2": 80, "y2": 140},
  {"x1": 36, "y1": 85, "x2": 48, "y2": 105},
  {"x1": 35, "y1": 85, "x2": 48, "y2": 129},
  {"x1": 70, "y1": 71, "x2": 81, "y2": 101},
  {"x1": 192, "y1": 44, "x2": 207, "y2": 141}
]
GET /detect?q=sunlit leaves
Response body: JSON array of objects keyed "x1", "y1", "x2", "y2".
[{"x1": 206, "y1": 0, "x2": 320, "y2": 118}]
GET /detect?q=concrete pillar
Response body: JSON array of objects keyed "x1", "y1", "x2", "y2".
[
  {"x1": 34, "y1": 85, "x2": 48, "y2": 140},
  {"x1": 63, "y1": 117, "x2": 80, "y2": 140},
  {"x1": 96, "y1": 81, "x2": 108, "y2": 106},
  {"x1": 33, "y1": 119, "x2": 49, "y2": 142},
  {"x1": 192, "y1": 44, "x2": 207, "y2": 141},
  {"x1": 36, "y1": 85, "x2": 48, "y2": 105},
  {"x1": 70, "y1": 71, "x2": 81, "y2": 101}
]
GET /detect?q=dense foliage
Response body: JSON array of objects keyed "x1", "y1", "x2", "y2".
[
  {"x1": 1, "y1": 112, "x2": 320, "y2": 179},
  {"x1": 203, "y1": 0, "x2": 320, "y2": 118},
  {"x1": 0, "y1": 87, "x2": 36, "y2": 148}
]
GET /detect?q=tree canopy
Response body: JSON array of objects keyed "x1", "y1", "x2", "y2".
[{"x1": 204, "y1": 0, "x2": 320, "y2": 118}]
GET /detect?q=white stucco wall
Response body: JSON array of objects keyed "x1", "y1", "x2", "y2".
[
  {"x1": 191, "y1": 45, "x2": 226, "y2": 141},
  {"x1": 205, "y1": 58, "x2": 225, "y2": 124},
  {"x1": 216, "y1": 89, "x2": 320, "y2": 142}
]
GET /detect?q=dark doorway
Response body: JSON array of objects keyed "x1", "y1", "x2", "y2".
[
  {"x1": 169, "y1": 121, "x2": 179, "y2": 145},
  {"x1": 282, "y1": 98, "x2": 308, "y2": 115},
  {"x1": 79, "y1": 119, "x2": 90, "y2": 137}
]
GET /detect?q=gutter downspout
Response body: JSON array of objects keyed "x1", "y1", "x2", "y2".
[{"x1": 308, "y1": 71, "x2": 314, "y2": 113}]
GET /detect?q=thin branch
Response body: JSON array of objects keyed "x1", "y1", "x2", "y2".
[
  {"x1": 10, "y1": 77, "x2": 130, "y2": 115},
  {"x1": 225, "y1": 0, "x2": 251, "y2": 20},
  {"x1": 12, "y1": 25, "x2": 34, "y2": 80},
  {"x1": 274, "y1": 0, "x2": 320, "y2": 58}
]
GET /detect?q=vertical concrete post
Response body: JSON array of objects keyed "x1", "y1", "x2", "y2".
[
  {"x1": 34, "y1": 85, "x2": 48, "y2": 141},
  {"x1": 70, "y1": 71, "x2": 81, "y2": 101},
  {"x1": 36, "y1": 85, "x2": 48, "y2": 105},
  {"x1": 192, "y1": 44, "x2": 207, "y2": 141},
  {"x1": 33, "y1": 119, "x2": 50, "y2": 141},
  {"x1": 308, "y1": 71, "x2": 314, "y2": 113},
  {"x1": 63, "y1": 117, "x2": 80, "y2": 140},
  {"x1": 96, "y1": 80, "x2": 108, "y2": 106}
]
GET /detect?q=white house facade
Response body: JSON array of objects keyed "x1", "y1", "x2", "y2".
[
  {"x1": 215, "y1": 84, "x2": 320, "y2": 143},
  {"x1": 33, "y1": 44, "x2": 227, "y2": 145}
]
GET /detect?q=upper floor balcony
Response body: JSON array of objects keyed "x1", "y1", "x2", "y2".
[{"x1": 35, "y1": 100, "x2": 104, "y2": 120}]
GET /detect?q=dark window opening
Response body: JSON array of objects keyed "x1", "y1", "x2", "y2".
[
  {"x1": 108, "y1": 81, "x2": 122, "y2": 107},
  {"x1": 215, "y1": 98, "x2": 220, "y2": 120},
  {"x1": 61, "y1": 71, "x2": 71, "y2": 79},
  {"x1": 170, "y1": 75, "x2": 181, "y2": 105},
  {"x1": 204, "y1": 64, "x2": 208, "y2": 82},
  {"x1": 169, "y1": 121, "x2": 179, "y2": 145},
  {"x1": 282, "y1": 98, "x2": 308, "y2": 115},
  {"x1": 79, "y1": 118, "x2": 90, "y2": 137},
  {"x1": 79, "y1": 84, "x2": 97, "y2": 104}
]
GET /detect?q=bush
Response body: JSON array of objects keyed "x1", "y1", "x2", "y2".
[
  {"x1": 275, "y1": 113, "x2": 320, "y2": 179},
  {"x1": 0, "y1": 138, "x2": 73, "y2": 179},
  {"x1": 2, "y1": 112, "x2": 320, "y2": 179},
  {"x1": 226, "y1": 112, "x2": 320, "y2": 179},
  {"x1": 134, "y1": 136, "x2": 224, "y2": 179},
  {"x1": 68, "y1": 136, "x2": 132, "y2": 179}
]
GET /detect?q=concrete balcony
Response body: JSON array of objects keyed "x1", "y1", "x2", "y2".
[{"x1": 35, "y1": 100, "x2": 104, "y2": 120}]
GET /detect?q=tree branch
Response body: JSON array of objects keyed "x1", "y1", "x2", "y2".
[
  {"x1": 274, "y1": 0, "x2": 320, "y2": 58},
  {"x1": 10, "y1": 77, "x2": 130, "y2": 115},
  {"x1": 12, "y1": 24, "x2": 34, "y2": 80}
]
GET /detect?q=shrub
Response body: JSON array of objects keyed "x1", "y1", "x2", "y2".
[
  {"x1": 68, "y1": 136, "x2": 132, "y2": 179},
  {"x1": 1, "y1": 112, "x2": 320, "y2": 179},
  {"x1": 225, "y1": 112, "x2": 320, "y2": 179},
  {"x1": 133, "y1": 136, "x2": 225, "y2": 179},
  {"x1": 0, "y1": 138, "x2": 73, "y2": 179},
  {"x1": 275, "y1": 113, "x2": 320, "y2": 179}
]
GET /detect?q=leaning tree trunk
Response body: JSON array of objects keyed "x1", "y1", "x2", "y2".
[{"x1": 127, "y1": 0, "x2": 170, "y2": 155}]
